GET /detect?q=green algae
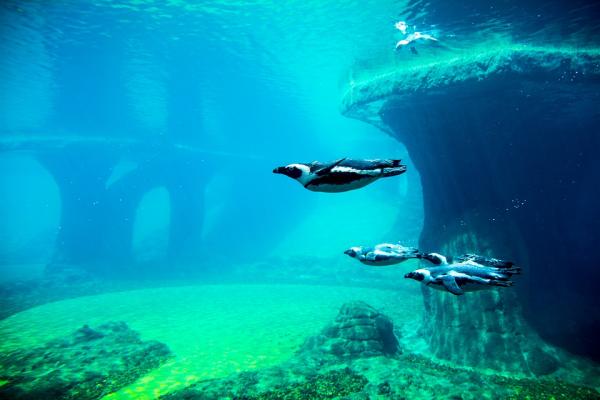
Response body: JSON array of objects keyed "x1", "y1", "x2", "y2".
[
  {"x1": 246, "y1": 369, "x2": 368, "y2": 400},
  {"x1": 0, "y1": 322, "x2": 172, "y2": 400},
  {"x1": 401, "y1": 354, "x2": 600, "y2": 400},
  {"x1": 160, "y1": 342, "x2": 600, "y2": 400}
]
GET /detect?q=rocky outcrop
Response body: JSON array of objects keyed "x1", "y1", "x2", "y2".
[
  {"x1": 299, "y1": 301, "x2": 399, "y2": 360},
  {"x1": 0, "y1": 321, "x2": 172, "y2": 400},
  {"x1": 342, "y1": 45, "x2": 600, "y2": 366}
]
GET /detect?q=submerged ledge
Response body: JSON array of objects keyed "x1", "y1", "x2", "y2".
[{"x1": 341, "y1": 45, "x2": 600, "y2": 127}]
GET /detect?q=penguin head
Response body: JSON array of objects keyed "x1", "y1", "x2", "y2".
[
  {"x1": 423, "y1": 252, "x2": 448, "y2": 265},
  {"x1": 405, "y1": 270, "x2": 426, "y2": 281},
  {"x1": 344, "y1": 247, "x2": 361, "y2": 258},
  {"x1": 273, "y1": 164, "x2": 304, "y2": 179}
]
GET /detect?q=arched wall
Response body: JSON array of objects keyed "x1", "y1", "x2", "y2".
[{"x1": 0, "y1": 154, "x2": 60, "y2": 280}]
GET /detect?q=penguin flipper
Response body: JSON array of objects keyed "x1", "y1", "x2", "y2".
[
  {"x1": 456, "y1": 254, "x2": 488, "y2": 265},
  {"x1": 441, "y1": 275, "x2": 464, "y2": 295},
  {"x1": 315, "y1": 158, "x2": 346, "y2": 176}
]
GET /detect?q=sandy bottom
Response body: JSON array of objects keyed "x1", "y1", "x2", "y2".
[{"x1": 0, "y1": 283, "x2": 422, "y2": 399}]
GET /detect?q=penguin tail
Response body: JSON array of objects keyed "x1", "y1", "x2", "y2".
[
  {"x1": 494, "y1": 260, "x2": 516, "y2": 269},
  {"x1": 491, "y1": 280, "x2": 514, "y2": 288},
  {"x1": 503, "y1": 266, "x2": 522, "y2": 275}
]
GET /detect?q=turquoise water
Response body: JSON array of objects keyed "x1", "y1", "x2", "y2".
[{"x1": 1, "y1": 1, "x2": 600, "y2": 399}]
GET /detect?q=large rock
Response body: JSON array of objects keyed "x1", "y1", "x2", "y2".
[
  {"x1": 299, "y1": 301, "x2": 399, "y2": 360},
  {"x1": 0, "y1": 321, "x2": 172, "y2": 400}
]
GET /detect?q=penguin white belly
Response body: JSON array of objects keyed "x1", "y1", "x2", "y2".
[{"x1": 305, "y1": 167, "x2": 382, "y2": 193}]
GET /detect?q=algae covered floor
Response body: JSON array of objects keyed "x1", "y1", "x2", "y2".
[{"x1": 0, "y1": 284, "x2": 421, "y2": 399}]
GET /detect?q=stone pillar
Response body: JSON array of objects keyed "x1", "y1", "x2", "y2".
[
  {"x1": 37, "y1": 147, "x2": 118, "y2": 274},
  {"x1": 164, "y1": 155, "x2": 207, "y2": 267}
]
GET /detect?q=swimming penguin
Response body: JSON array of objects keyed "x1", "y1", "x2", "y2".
[
  {"x1": 344, "y1": 243, "x2": 422, "y2": 266},
  {"x1": 420, "y1": 252, "x2": 449, "y2": 265},
  {"x1": 455, "y1": 253, "x2": 516, "y2": 269},
  {"x1": 404, "y1": 259, "x2": 521, "y2": 295},
  {"x1": 273, "y1": 158, "x2": 406, "y2": 193},
  {"x1": 395, "y1": 31, "x2": 438, "y2": 51},
  {"x1": 419, "y1": 252, "x2": 515, "y2": 267}
]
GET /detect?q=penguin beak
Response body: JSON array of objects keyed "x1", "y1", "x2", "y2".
[
  {"x1": 404, "y1": 272, "x2": 414, "y2": 279},
  {"x1": 273, "y1": 167, "x2": 283, "y2": 174},
  {"x1": 344, "y1": 249, "x2": 355, "y2": 257}
]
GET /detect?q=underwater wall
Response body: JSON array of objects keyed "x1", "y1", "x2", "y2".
[
  {"x1": 342, "y1": 47, "x2": 600, "y2": 365},
  {"x1": 0, "y1": 0, "x2": 322, "y2": 279},
  {"x1": 0, "y1": 138, "x2": 210, "y2": 276}
]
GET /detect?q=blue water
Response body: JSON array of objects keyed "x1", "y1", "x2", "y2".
[{"x1": 1, "y1": 1, "x2": 600, "y2": 399}]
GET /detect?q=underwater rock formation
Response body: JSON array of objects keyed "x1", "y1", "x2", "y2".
[
  {"x1": 342, "y1": 47, "x2": 600, "y2": 365},
  {"x1": 160, "y1": 301, "x2": 600, "y2": 399},
  {"x1": 299, "y1": 301, "x2": 399, "y2": 360},
  {"x1": 0, "y1": 321, "x2": 172, "y2": 400}
]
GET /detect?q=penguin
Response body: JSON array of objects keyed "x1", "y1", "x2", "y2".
[
  {"x1": 420, "y1": 252, "x2": 449, "y2": 265},
  {"x1": 395, "y1": 32, "x2": 438, "y2": 51},
  {"x1": 344, "y1": 243, "x2": 422, "y2": 266},
  {"x1": 419, "y1": 252, "x2": 515, "y2": 268},
  {"x1": 273, "y1": 158, "x2": 406, "y2": 193},
  {"x1": 404, "y1": 258, "x2": 521, "y2": 295},
  {"x1": 455, "y1": 253, "x2": 516, "y2": 269}
]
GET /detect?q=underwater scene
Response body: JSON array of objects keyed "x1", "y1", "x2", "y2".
[{"x1": 1, "y1": 0, "x2": 599, "y2": 399}]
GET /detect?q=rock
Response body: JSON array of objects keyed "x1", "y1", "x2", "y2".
[
  {"x1": 298, "y1": 301, "x2": 399, "y2": 360},
  {"x1": 73, "y1": 324, "x2": 105, "y2": 343},
  {"x1": 342, "y1": 45, "x2": 600, "y2": 366},
  {"x1": 0, "y1": 321, "x2": 172, "y2": 400},
  {"x1": 377, "y1": 381, "x2": 392, "y2": 395},
  {"x1": 527, "y1": 347, "x2": 560, "y2": 376}
]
